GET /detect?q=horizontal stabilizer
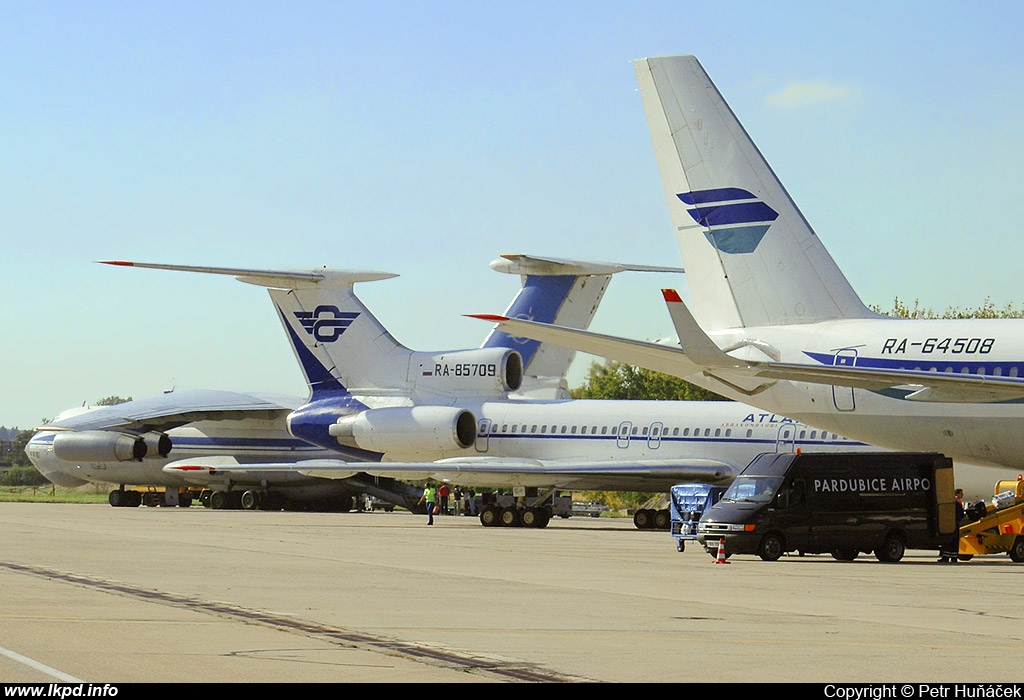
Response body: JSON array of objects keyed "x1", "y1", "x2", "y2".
[
  {"x1": 490, "y1": 253, "x2": 683, "y2": 277},
  {"x1": 98, "y1": 260, "x2": 397, "y2": 290}
]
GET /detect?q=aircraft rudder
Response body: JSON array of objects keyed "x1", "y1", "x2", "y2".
[{"x1": 635, "y1": 55, "x2": 872, "y2": 328}]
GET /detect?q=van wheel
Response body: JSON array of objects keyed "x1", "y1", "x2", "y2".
[
  {"x1": 1010, "y1": 537, "x2": 1024, "y2": 562},
  {"x1": 832, "y1": 548, "x2": 858, "y2": 561},
  {"x1": 874, "y1": 533, "x2": 906, "y2": 562},
  {"x1": 758, "y1": 533, "x2": 784, "y2": 561}
]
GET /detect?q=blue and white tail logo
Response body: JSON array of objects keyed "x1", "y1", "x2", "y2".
[
  {"x1": 678, "y1": 188, "x2": 778, "y2": 255},
  {"x1": 294, "y1": 306, "x2": 360, "y2": 343}
]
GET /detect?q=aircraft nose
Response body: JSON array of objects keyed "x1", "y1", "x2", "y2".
[{"x1": 24, "y1": 432, "x2": 90, "y2": 488}]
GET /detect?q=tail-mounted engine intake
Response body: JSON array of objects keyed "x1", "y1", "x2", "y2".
[
  {"x1": 52, "y1": 430, "x2": 172, "y2": 463},
  {"x1": 328, "y1": 406, "x2": 477, "y2": 455},
  {"x1": 409, "y1": 348, "x2": 523, "y2": 398}
]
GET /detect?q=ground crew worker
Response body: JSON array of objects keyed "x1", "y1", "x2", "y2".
[{"x1": 418, "y1": 484, "x2": 439, "y2": 526}]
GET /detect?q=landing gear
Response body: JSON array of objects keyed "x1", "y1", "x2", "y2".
[
  {"x1": 520, "y1": 507, "x2": 550, "y2": 529},
  {"x1": 479, "y1": 504, "x2": 552, "y2": 528},
  {"x1": 633, "y1": 508, "x2": 672, "y2": 530},
  {"x1": 207, "y1": 490, "x2": 243, "y2": 510},
  {"x1": 108, "y1": 488, "x2": 141, "y2": 507},
  {"x1": 240, "y1": 490, "x2": 262, "y2": 510}
]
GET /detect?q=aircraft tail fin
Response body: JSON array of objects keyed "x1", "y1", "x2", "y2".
[
  {"x1": 633, "y1": 55, "x2": 875, "y2": 330},
  {"x1": 485, "y1": 254, "x2": 683, "y2": 382}
]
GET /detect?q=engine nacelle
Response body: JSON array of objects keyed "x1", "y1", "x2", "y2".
[
  {"x1": 142, "y1": 432, "x2": 172, "y2": 459},
  {"x1": 328, "y1": 406, "x2": 477, "y2": 455},
  {"x1": 52, "y1": 431, "x2": 147, "y2": 463},
  {"x1": 408, "y1": 347, "x2": 523, "y2": 397}
]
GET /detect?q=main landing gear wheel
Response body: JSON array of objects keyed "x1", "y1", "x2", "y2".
[
  {"x1": 653, "y1": 509, "x2": 671, "y2": 530},
  {"x1": 479, "y1": 505, "x2": 499, "y2": 527},
  {"x1": 520, "y1": 507, "x2": 551, "y2": 529},
  {"x1": 633, "y1": 509, "x2": 653, "y2": 529},
  {"x1": 109, "y1": 489, "x2": 141, "y2": 507}
]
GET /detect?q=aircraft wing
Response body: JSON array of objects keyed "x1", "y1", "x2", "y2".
[
  {"x1": 656, "y1": 289, "x2": 1024, "y2": 403},
  {"x1": 471, "y1": 292, "x2": 1024, "y2": 404},
  {"x1": 468, "y1": 314, "x2": 704, "y2": 379},
  {"x1": 38, "y1": 390, "x2": 303, "y2": 432},
  {"x1": 164, "y1": 456, "x2": 739, "y2": 491}
]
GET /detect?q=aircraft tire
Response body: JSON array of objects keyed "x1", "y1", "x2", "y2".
[
  {"x1": 521, "y1": 507, "x2": 539, "y2": 528},
  {"x1": 209, "y1": 491, "x2": 230, "y2": 510},
  {"x1": 653, "y1": 509, "x2": 671, "y2": 530},
  {"x1": 633, "y1": 509, "x2": 652, "y2": 530},
  {"x1": 240, "y1": 490, "x2": 261, "y2": 511},
  {"x1": 479, "y1": 505, "x2": 499, "y2": 527},
  {"x1": 499, "y1": 507, "x2": 521, "y2": 528}
]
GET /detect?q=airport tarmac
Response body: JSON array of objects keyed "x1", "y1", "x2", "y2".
[{"x1": 1, "y1": 502, "x2": 1022, "y2": 684}]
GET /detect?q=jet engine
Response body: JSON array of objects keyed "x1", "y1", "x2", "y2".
[
  {"x1": 408, "y1": 348, "x2": 523, "y2": 397},
  {"x1": 327, "y1": 406, "x2": 477, "y2": 455},
  {"x1": 52, "y1": 430, "x2": 171, "y2": 463}
]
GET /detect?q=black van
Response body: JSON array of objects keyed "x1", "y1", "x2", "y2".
[{"x1": 696, "y1": 452, "x2": 956, "y2": 562}]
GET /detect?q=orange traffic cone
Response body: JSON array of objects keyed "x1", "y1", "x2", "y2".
[{"x1": 713, "y1": 538, "x2": 729, "y2": 564}]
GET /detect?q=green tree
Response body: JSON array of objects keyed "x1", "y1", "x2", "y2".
[
  {"x1": 570, "y1": 361, "x2": 726, "y2": 401},
  {"x1": 873, "y1": 297, "x2": 1024, "y2": 319},
  {"x1": 95, "y1": 396, "x2": 132, "y2": 406},
  {"x1": 569, "y1": 362, "x2": 725, "y2": 510}
]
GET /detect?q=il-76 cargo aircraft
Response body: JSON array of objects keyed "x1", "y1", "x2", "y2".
[
  {"x1": 26, "y1": 254, "x2": 652, "y2": 511},
  {"x1": 105, "y1": 256, "x2": 881, "y2": 528},
  {"x1": 472, "y1": 55, "x2": 1024, "y2": 491}
]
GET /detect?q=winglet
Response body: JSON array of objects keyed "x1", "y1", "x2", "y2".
[
  {"x1": 661, "y1": 289, "x2": 746, "y2": 369},
  {"x1": 468, "y1": 314, "x2": 510, "y2": 323}
]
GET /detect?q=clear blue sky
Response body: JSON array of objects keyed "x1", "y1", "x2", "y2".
[{"x1": 3, "y1": 1, "x2": 1022, "y2": 429}]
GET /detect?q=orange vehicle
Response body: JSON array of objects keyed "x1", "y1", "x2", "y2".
[{"x1": 959, "y1": 477, "x2": 1024, "y2": 562}]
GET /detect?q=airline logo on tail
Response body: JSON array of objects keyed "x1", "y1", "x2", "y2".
[
  {"x1": 677, "y1": 187, "x2": 778, "y2": 254},
  {"x1": 294, "y1": 306, "x2": 360, "y2": 343}
]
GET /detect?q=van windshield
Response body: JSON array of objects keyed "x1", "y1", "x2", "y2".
[{"x1": 722, "y1": 476, "x2": 783, "y2": 504}]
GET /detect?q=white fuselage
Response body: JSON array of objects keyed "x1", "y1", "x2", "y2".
[
  {"x1": 366, "y1": 396, "x2": 878, "y2": 491},
  {"x1": 693, "y1": 318, "x2": 1024, "y2": 472}
]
